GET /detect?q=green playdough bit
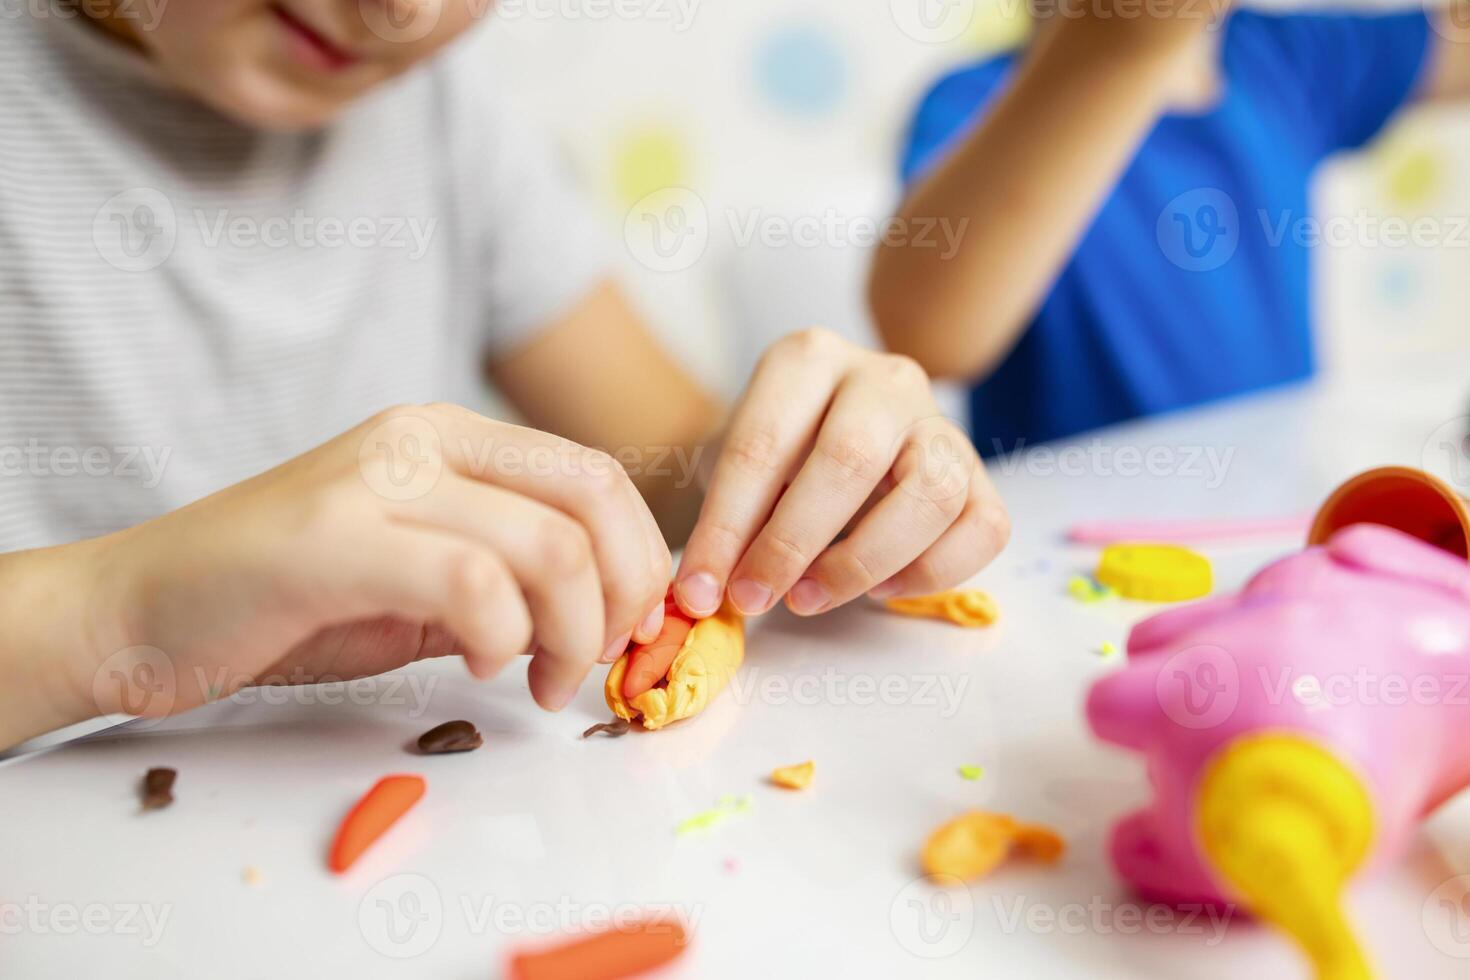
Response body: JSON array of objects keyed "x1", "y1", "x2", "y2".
[
  {"x1": 958, "y1": 765, "x2": 984, "y2": 781},
  {"x1": 676, "y1": 795, "x2": 753, "y2": 836},
  {"x1": 1067, "y1": 575, "x2": 1116, "y2": 604}
]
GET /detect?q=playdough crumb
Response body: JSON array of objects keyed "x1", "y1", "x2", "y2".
[
  {"x1": 1098, "y1": 641, "x2": 1118, "y2": 658},
  {"x1": 1067, "y1": 575, "x2": 1115, "y2": 604},
  {"x1": 242, "y1": 867, "x2": 262, "y2": 886},
  {"x1": 769, "y1": 761, "x2": 815, "y2": 790},
  {"x1": 722, "y1": 857, "x2": 739, "y2": 874},
  {"x1": 140, "y1": 767, "x2": 176, "y2": 811},
  {"x1": 884, "y1": 589, "x2": 998, "y2": 627},
  {"x1": 581, "y1": 719, "x2": 630, "y2": 739},
  {"x1": 958, "y1": 765, "x2": 984, "y2": 781},
  {"x1": 676, "y1": 795, "x2": 752, "y2": 836},
  {"x1": 921, "y1": 810, "x2": 1066, "y2": 882}
]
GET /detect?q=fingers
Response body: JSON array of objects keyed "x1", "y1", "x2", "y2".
[
  {"x1": 724, "y1": 366, "x2": 928, "y2": 615},
  {"x1": 862, "y1": 468, "x2": 1011, "y2": 602},
  {"x1": 388, "y1": 474, "x2": 605, "y2": 709},
  {"x1": 784, "y1": 419, "x2": 974, "y2": 612},
  {"x1": 333, "y1": 523, "x2": 534, "y2": 676},
  {"x1": 675, "y1": 329, "x2": 849, "y2": 617},
  {"x1": 430, "y1": 410, "x2": 670, "y2": 658}
]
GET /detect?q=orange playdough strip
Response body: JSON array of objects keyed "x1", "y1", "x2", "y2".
[
  {"x1": 508, "y1": 919, "x2": 689, "y2": 980},
  {"x1": 921, "y1": 810, "x2": 1065, "y2": 882},
  {"x1": 328, "y1": 774, "x2": 426, "y2": 873},
  {"x1": 622, "y1": 596, "x2": 696, "y2": 700},
  {"x1": 885, "y1": 589, "x2": 999, "y2": 628}
]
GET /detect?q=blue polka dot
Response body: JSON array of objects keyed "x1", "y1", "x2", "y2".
[{"x1": 755, "y1": 26, "x2": 848, "y2": 118}]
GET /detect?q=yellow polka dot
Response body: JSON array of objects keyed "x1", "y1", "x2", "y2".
[
  {"x1": 961, "y1": 0, "x2": 1032, "y2": 54},
  {"x1": 613, "y1": 128, "x2": 687, "y2": 209}
]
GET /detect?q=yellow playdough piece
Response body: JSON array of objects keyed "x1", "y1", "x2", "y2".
[
  {"x1": 921, "y1": 811, "x2": 1066, "y2": 882},
  {"x1": 1095, "y1": 542, "x2": 1212, "y2": 601},
  {"x1": 769, "y1": 761, "x2": 815, "y2": 790},
  {"x1": 604, "y1": 602, "x2": 744, "y2": 731},
  {"x1": 1197, "y1": 734, "x2": 1375, "y2": 980},
  {"x1": 884, "y1": 589, "x2": 999, "y2": 627}
]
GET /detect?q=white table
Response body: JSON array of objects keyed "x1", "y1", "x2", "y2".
[{"x1": 4, "y1": 369, "x2": 1470, "y2": 979}]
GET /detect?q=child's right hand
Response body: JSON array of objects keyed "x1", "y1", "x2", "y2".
[{"x1": 44, "y1": 404, "x2": 672, "y2": 735}]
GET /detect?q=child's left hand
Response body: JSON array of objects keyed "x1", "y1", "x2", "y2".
[{"x1": 675, "y1": 328, "x2": 1008, "y2": 618}]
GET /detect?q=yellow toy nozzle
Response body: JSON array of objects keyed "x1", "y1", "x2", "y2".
[{"x1": 1196, "y1": 734, "x2": 1376, "y2": 980}]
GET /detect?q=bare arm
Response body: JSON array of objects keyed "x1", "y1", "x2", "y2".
[
  {"x1": 1419, "y1": 16, "x2": 1470, "y2": 101},
  {"x1": 487, "y1": 280, "x2": 724, "y2": 544},
  {"x1": 868, "y1": 10, "x2": 1218, "y2": 380}
]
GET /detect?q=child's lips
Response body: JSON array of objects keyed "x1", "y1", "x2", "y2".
[{"x1": 270, "y1": 4, "x2": 361, "y2": 73}]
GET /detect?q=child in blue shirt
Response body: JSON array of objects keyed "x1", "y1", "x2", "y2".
[{"x1": 869, "y1": 2, "x2": 1465, "y2": 454}]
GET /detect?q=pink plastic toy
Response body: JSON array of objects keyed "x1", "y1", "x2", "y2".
[{"x1": 1086, "y1": 467, "x2": 1470, "y2": 980}]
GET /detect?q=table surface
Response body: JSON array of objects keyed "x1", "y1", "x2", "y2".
[{"x1": 4, "y1": 365, "x2": 1470, "y2": 980}]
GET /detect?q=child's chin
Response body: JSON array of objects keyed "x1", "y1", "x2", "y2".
[{"x1": 197, "y1": 77, "x2": 357, "y2": 132}]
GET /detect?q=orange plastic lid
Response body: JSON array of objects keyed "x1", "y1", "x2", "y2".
[{"x1": 1308, "y1": 466, "x2": 1470, "y2": 559}]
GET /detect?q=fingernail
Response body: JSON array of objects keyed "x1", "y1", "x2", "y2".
[
  {"x1": 636, "y1": 603, "x2": 664, "y2": 643},
  {"x1": 542, "y1": 679, "x2": 578, "y2": 712},
  {"x1": 678, "y1": 572, "x2": 721, "y2": 616},
  {"x1": 600, "y1": 631, "x2": 632, "y2": 664},
  {"x1": 869, "y1": 578, "x2": 902, "y2": 600},
  {"x1": 729, "y1": 578, "x2": 773, "y2": 616},
  {"x1": 788, "y1": 578, "x2": 831, "y2": 615}
]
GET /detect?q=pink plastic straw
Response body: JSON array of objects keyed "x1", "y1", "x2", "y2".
[{"x1": 1066, "y1": 513, "x2": 1312, "y2": 546}]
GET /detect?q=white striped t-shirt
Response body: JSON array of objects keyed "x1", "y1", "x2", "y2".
[{"x1": 0, "y1": 9, "x2": 608, "y2": 551}]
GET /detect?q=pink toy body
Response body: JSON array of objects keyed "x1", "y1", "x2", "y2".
[{"x1": 1087, "y1": 524, "x2": 1470, "y2": 906}]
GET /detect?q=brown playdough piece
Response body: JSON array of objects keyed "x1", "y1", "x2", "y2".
[
  {"x1": 416, "y1": 720, "x2": 483, "y2": 754},
  {"x1": 141, "y1": 767, "x2": 176, "y2": 810},
  {"x1": 581, "y1": 719, "x2": 631, "y2": 739}
]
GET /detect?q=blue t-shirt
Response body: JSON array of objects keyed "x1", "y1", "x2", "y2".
[{"x1": 901, "y1": 12, "x2": 1430, "y2": 454}]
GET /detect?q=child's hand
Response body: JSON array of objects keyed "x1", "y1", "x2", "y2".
[
  {"x1": 78, "y1": 404, "x2": 671, "y2": 722},
  {"x1": 674, "y1": 328, "x2": 1008, "y2": 618}
]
